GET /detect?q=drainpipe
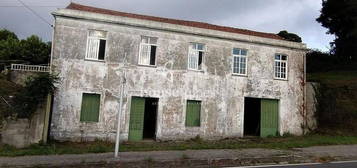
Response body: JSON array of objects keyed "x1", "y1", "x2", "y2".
[{"x1": 115, "y1": 71, "x2": 126, "y2": 158}]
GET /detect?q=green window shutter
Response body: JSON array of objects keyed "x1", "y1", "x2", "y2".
[
  {"x1": 128, "y1": 97, "x2": 146, "y2": 141},
  {"x1": 260, "y1": 99, "x2": 279, "y2": 137},
  {"x1": 80, "y1": 93, "x2": 100, "y2": 122},
  {"x1": 185, "y1": 100, "x2": 201, "y2": 127}
]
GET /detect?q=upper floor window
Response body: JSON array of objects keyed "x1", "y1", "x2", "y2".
[
  {"x1": 232, "y1": 48, "x2": 247, "y2": 75},
  {"x1": 188, "y1": 43, "x2": 204, "y2": 70},
  {"x1": 139, "y1": 36, "x2": 157, "y2": 66},
  {"x1": 86, "y1": 30, "x2": 107, "y2": 61},
  {"x1": 274, "y1": 54, "x2": 288, "y2": 79}
]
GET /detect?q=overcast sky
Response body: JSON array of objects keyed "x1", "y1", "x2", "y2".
[{"x1": 0, "y1": 0, "x2": 334, "y2": 51}]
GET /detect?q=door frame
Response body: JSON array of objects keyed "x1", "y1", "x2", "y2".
[
  {"x1": 242, "y1": 97, "x2": 281, "y2": 137},
  {"x1": 128, "y1": 96, "x2": 159, "y2": 141}
]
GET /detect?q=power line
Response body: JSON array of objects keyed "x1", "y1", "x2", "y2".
[
  {"x1": 0, "y1": 5, "x2": 60, "y2": 7},
  {"x1": 16, "y1": 0, "x2": 53, "y2": 27}
]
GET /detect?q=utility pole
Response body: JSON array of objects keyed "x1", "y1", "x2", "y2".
[{"x1": 114, "y1": 71, "x2": 126, "y2": 158}]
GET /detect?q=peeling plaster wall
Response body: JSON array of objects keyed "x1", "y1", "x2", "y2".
[{"x1": 50, "y1": 13, "x2": 307, "y2": 142}]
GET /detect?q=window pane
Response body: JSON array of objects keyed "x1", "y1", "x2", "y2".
[
  {"x1": 197, "y1": 44, "x2": 204, "y2": 50},
  {"x1": 241, "y1": 49, "x2": 247, "y2": 56},
  {"x1": 282, "y1": 55, "x2": 287, "y2": 60},
  {"x1": 141, "y1": 36, "x2": 149, "y2": 43},
  {"x1": 149, "y1": 37, "x2": 157, "y2": 44},
  {"x1": 275, "y1": 55, "x2": 281, "y2": 60},
  {"x1": 98, "y1": 39, "x2": 106, "y2": 60},
  {"x1": 89, "y1": 30, "x2": 107, "y2": 38},
  {"x1": 150, "y1": 45, "x2": 156, "y2": 65},
  {"x1": 233, "y1": 48, "x2": 240, "y2": 55}
]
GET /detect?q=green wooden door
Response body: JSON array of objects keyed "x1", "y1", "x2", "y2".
[
  {"x1": 260, "y1": 99, "x2": 279, "y2": 137},
  {"x1": 128, "y1": 97, "x2": 146, "y2": 141}
]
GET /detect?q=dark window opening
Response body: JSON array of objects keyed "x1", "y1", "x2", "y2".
[
  {"x1": 198, "y1": 51, "x2": 203, "y2": 69},
  {"x1": 244, "y1": 97, "x2": 261, "y2": 136},
  {"x1": 150, "y1": 46, "x2": 156, "y2": 65},
  {"x1": 98, "y1": 39, "x2": 106, "y2": 60},
  {"x1": 143, "y1": 97, "x2": 158, "y2": 139}
]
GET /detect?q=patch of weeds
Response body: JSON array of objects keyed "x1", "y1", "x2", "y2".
[
  {"x1": 181, "y1": 153, "x2": 190, "y2": 160},
  {"x1": 191, "y1": 135, "x2": 203, "y2": 143},
  {"x1": 315, "y1": 156, "x2": 335, "y2": 163}
]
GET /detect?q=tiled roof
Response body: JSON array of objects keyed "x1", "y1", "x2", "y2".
[{"x1": 66, "y1": 3, "x2": 284, "y2": 40}]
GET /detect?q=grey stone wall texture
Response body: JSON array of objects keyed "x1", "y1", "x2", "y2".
[{"x1": 50, "y1": 7, "x2": 309, "y2": 142}]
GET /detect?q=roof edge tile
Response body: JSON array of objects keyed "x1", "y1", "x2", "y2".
[{"x1": 66, "y1": 3, "x2": 285, "y2": 41}]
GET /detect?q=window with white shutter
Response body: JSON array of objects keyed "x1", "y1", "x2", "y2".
[
  {"x1": 85, "y1": 30, "x2": 107, "y2": 61},
  {"x1": 139, "y1": 36, "x2": 157, "y2": 66},
  {"x1": 188, "y1": 43, "x2": 204, "y2": 70}
]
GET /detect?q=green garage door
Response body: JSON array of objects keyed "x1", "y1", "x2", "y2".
[
  {"x1": 128, "y1": 97, "x2": 146, "y2": 141},
  {"x1": 260, "y1": 99, "x2": 279, "y2": 137}
]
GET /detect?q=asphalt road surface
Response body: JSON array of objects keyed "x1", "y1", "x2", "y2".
[{"x1": 233, "y1": 161, "x2": 357, "y2": 168}]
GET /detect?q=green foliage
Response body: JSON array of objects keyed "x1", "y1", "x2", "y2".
[
  {"x1": 277, "y1": 30, "x2": 302, "y2": 42},
  {"x1": 309, "y1": 71, "x2": 357, "y2": 132},
  {"x1": 12, "y1": 74, "x2": 58, "y2": 118},
  {"x1": 306, "y1": 49, "x2": 357, "y2": 73},
  {"x1": 0, "y1": 29, "x2": 51, "y2": 65},
  {"x1": 316, "y1": 0, "x2": 357, "y2": 63},
  {"x1": 19, "y1": 36, "x2": 51, "y2": 64},
  {"x1": 0, "y1": 74, "x2": 22, "y2": 128},
  {"x1": 0, "y1": 37, "x2": 22, "y2": 60},
  {"x1": 0, "y1": 29, "x2": 18, "y2": 41}
]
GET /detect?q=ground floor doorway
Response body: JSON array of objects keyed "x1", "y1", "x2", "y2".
[
  {"x1": 128, "y1": 97, "x2": 158, "y2": 141},
  {"x1": 244, "y1": 97, "x2": 279, "y2": 137}
]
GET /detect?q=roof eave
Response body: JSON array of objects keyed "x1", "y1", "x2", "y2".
[{"x1": 53, "y1": 8, "x2": 308, "y2": 51}]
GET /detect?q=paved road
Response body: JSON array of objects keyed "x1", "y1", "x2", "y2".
[{"x1": 234, "y1": 161, "x2": 357, "y2": 168}]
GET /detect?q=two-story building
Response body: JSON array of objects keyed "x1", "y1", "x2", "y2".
[{"x1": 50, "y1": 3, "x2": 308, "y2": 142}]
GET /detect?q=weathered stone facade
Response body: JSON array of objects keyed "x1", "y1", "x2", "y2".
[{"x1": 50, "y1": 4, "x2": 307, "y2": 142}]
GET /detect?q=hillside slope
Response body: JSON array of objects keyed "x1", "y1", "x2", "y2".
[{"x1": 308, "y1": 71, "x2": 357, "y2": 134}]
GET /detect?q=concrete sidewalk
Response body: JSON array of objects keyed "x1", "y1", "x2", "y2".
[{"x1": 1, "y1": 145, "x2": 357, "y2": 167}]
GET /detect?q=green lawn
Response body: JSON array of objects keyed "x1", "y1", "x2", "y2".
[{"x1": 2, "y1": 135, "x2": 357, "y2": 157}]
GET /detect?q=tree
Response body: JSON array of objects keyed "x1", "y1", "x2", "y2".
[
  {"x1": 0, "y1": 29, "x2": 51, "y2": 64},
  {"x1": 0, "y1": 29, "x2": 18, "y2": 41},
  {"x1": 277, "y1": 30, "x2": 302, "y2": 43},
  {"x1": 317, "y1": 0, "x2": 357, "y2": 63},
  {"x1": 20, "y1": 35, "x2": 51, "y2": 64}
]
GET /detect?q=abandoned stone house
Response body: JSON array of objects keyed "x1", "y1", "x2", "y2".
[{"x1": 50, "y1": 3, "x2": 308, "y2": 142}]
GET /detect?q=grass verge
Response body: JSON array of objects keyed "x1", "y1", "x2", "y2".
[{"x1": 2, "y1": 134, "x2": 357, "y2": 157}]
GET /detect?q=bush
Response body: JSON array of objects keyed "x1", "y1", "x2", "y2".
[{"x1": 11, "y1": 74, "x2": 58, "y2": 118}]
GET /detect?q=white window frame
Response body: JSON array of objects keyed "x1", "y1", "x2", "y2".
[
  {"x1": 274, "y1": 54, "x2": 288, "y2": 80},
  {"x1": 232, "y1": 48, "x2": 248, "y2": 76},
  {"x1": 187, "y1": 43, "x2": 205, "y2": 70},
  {"x1": 85, "y1": 30, "x2": 107, "y2": 61},
  {"x1": 138, "y1": 36, "x2": 158, "y2": 66}
]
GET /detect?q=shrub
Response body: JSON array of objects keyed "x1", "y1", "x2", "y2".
[{"x1": 12, "y1": 74, "x2": 58, "y2": 118}]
